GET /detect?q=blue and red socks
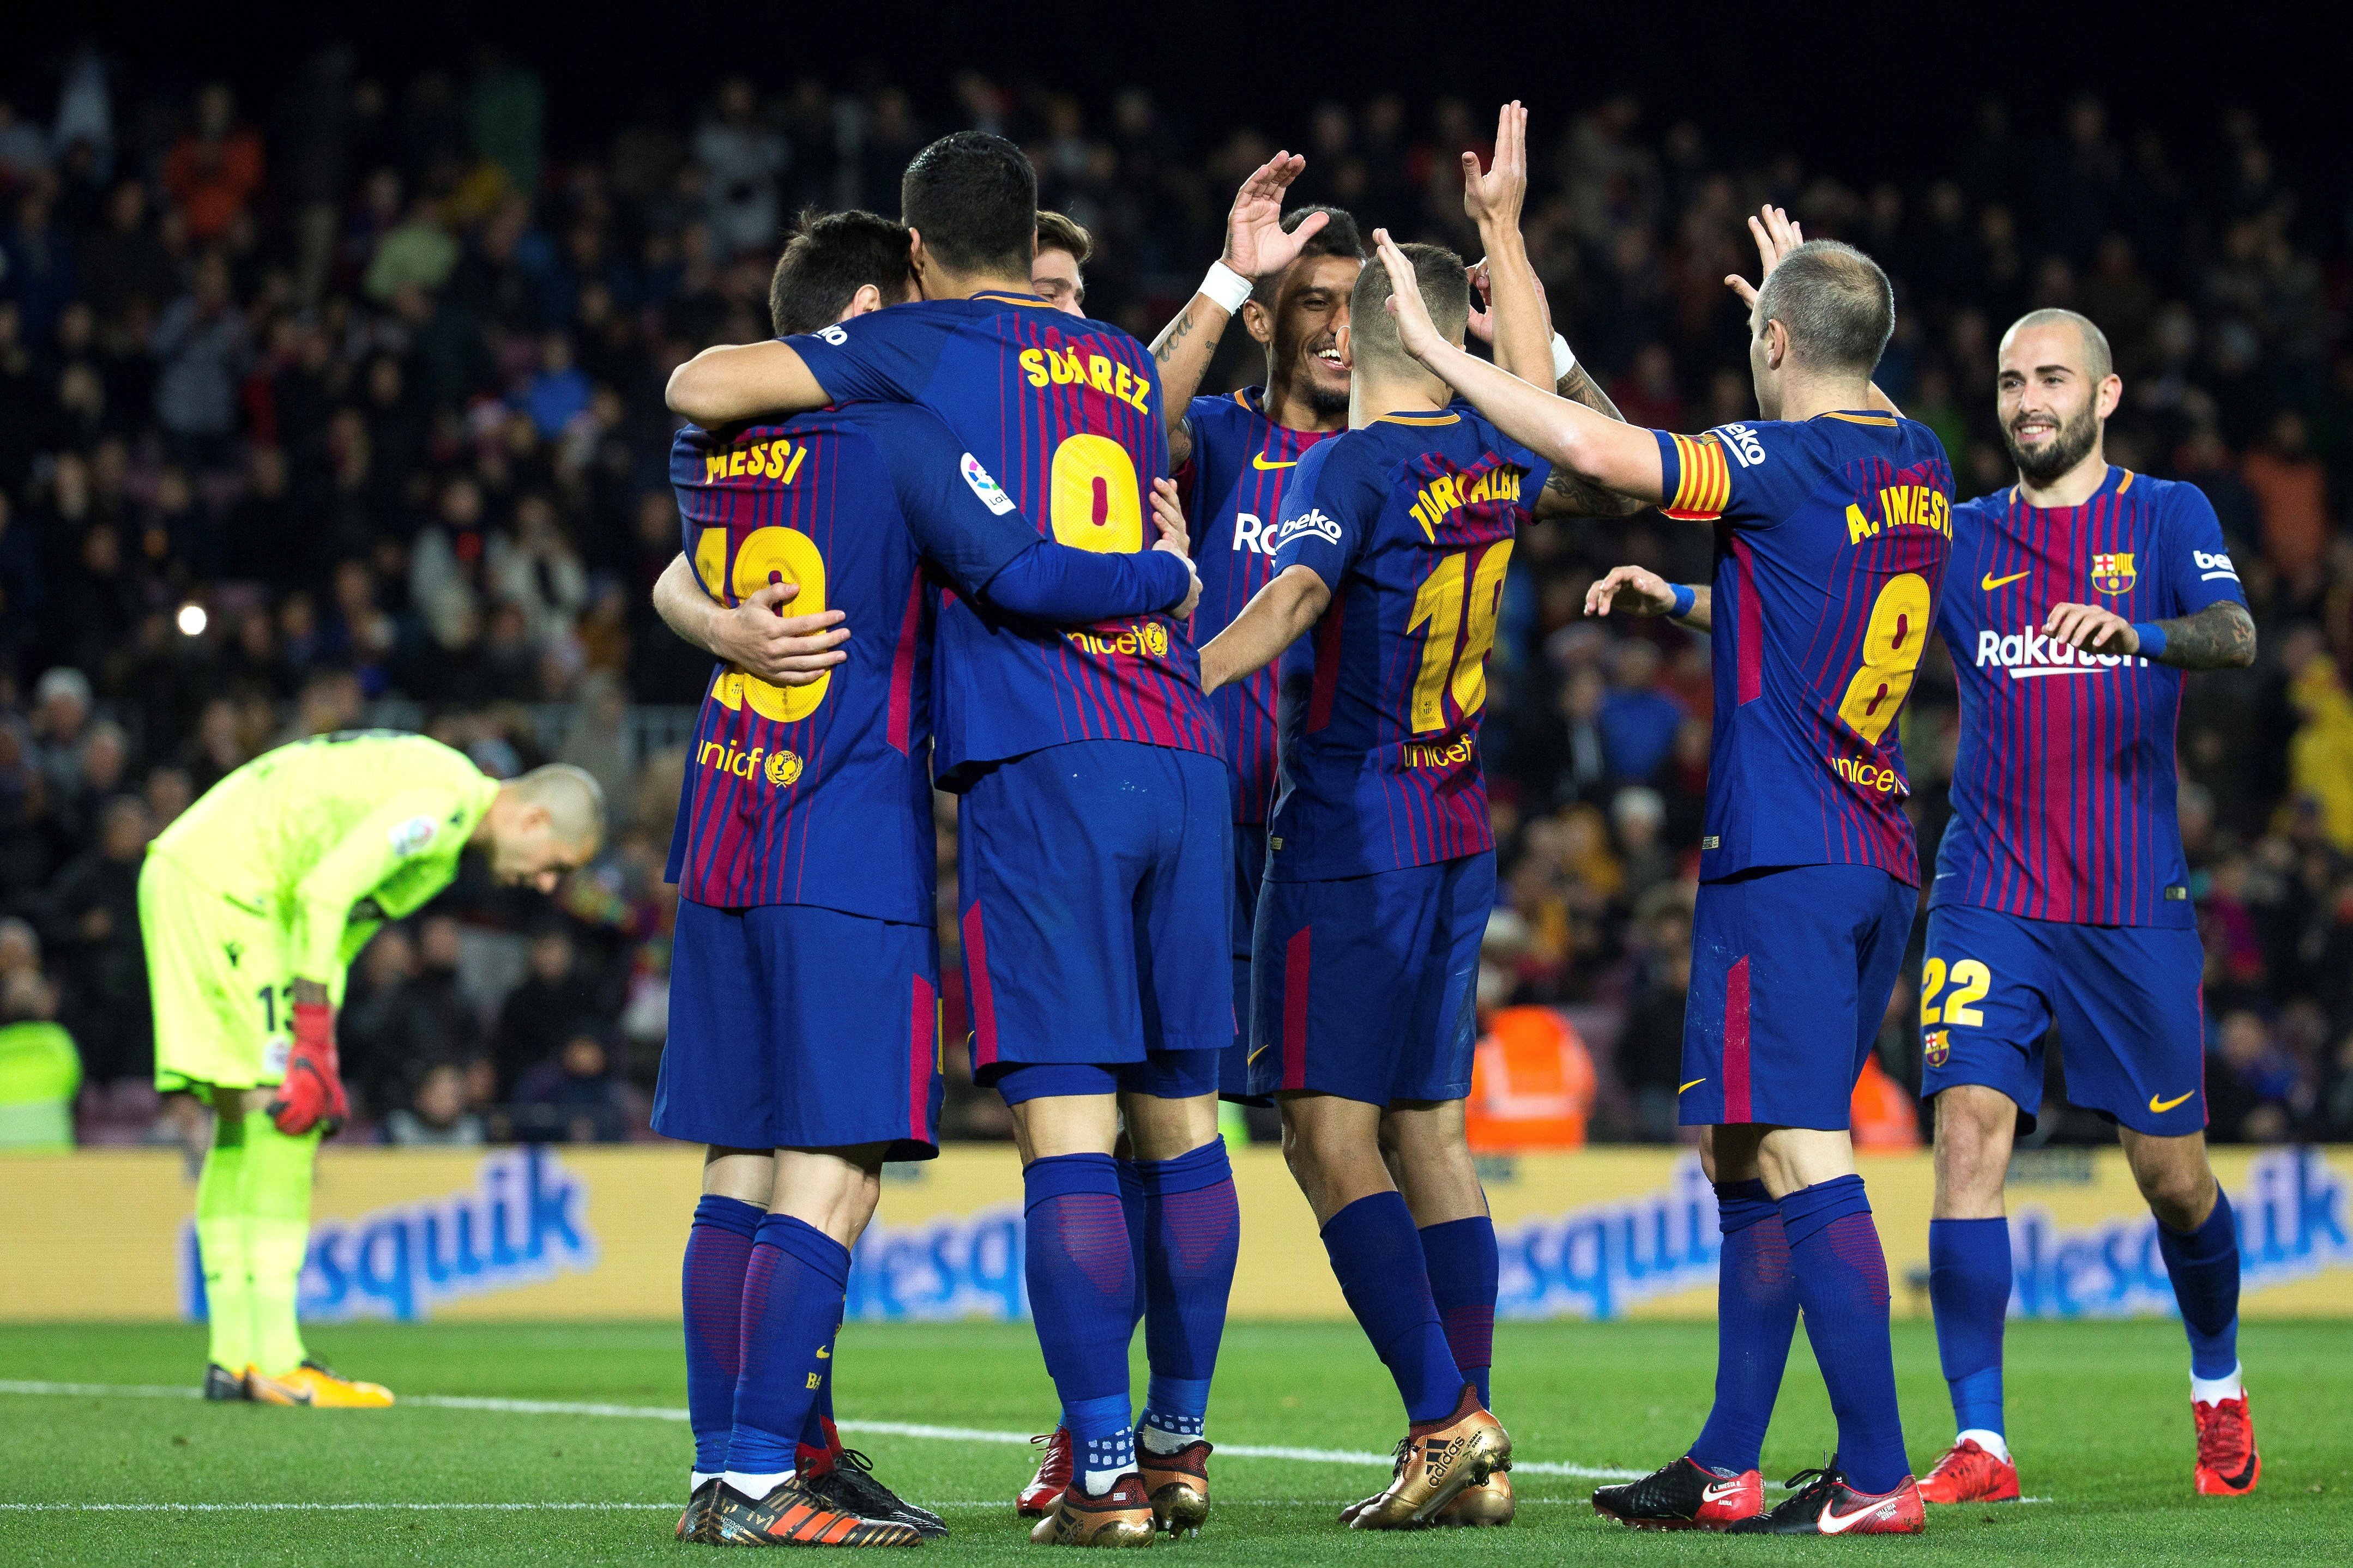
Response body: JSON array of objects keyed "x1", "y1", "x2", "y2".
[
  {"x1": 1322, "y1": 1192, "x2": 1464, "y2": 1424},
  {"x1": 681, "y1": 1194, "x2": 762, "y2": 1484},
  {"x1": 1782, "y1": 1175, "x2": 1909, "y2": 1496},
  {"x1": 1135, "y1": 1139, "x2": 1239, "y2": 1453},
  {"x1": 795, "y1": 1301, "x2": 847, "y2": 1478},
  {"x1": 1419, "y1": 1215, "x2": 1498, "y2": 1410},
  {"x1": 1117, "y1": 1155, "x2": 1148, "y2": 1336},
  {"x1": 1026, "y1": 1153, "x2": 1138, "y2": 1494},
  {"x1": 723, "y1": 1213, "x2": 851, "y2": 1497},
  {"x1": 2158, "y1": 1188, "x2": 2243, "y2": 1399},
  {"x1": 1928, "y1": 1216, "x2": 2011, "y2": 1452}
]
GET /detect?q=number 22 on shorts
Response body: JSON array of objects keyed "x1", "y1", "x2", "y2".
[{"x1": 1921, "y1": 955, "x2": 1990, "y2": 1027}]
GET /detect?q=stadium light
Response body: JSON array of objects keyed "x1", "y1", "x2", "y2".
[{"x1": 177, "y1": 603, "x2": 208, "y2": 637}]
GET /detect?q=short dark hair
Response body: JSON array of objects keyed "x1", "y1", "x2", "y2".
[
  {"x1": 1035, "y1": 209, "x2": 1093, "y2": 265},
  {"x1": 1753, "y1": 239, "x2": 1894, "y2": 376},
  {"x1": 1250, "y1": 206, "x2": 1366, "y2": 308},
  {"x1": 769, "y1": 209, "x2": 914, "y2": 337},
  {"x1": 901, "y1": 130, "x2": 1037, "y2": 277},
  {"x1": 1347, "y1": 239, "x2": 1469, "y2": 371}
]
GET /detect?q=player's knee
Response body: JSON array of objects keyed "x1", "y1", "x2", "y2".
[{"x1": 2133, "y1": 1155, "x2": 2215, "y2": 1231}]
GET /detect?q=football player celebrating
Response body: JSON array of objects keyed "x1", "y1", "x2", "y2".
[
  {"x1": 1396, "y1": 205, "x2": 1950, "y2": 1536},
  {"x1": 1032, "y1": 210, "x2": 1091, "y2": 316}
]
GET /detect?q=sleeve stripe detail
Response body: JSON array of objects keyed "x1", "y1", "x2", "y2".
[{"x1": 1663, "y1": 433, "x2": 1729, "y2": 519}]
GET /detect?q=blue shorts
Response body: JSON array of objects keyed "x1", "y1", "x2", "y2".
[
  {"x1": 654, "y1": 898, "x2": 943, "y2": 1159},
  {"x1": 1920, "y1": 904, "x2": 2207, "y2": 1136},
  {"x1": 959, "y1": 741, "x2": 1233, "y2": 1076},
  {"x1": 1248, "y1": 852, "x2": 1494, "y2": 1105},
  {"x1": 1220, "y1": 824, "x2": 1270, "y2": 1104},
  {"x1": 988, "y1": 1050, "x2": 1225, "y2": 1106},
  {"x1": 1680, "y1": 864, "x2": 1917, "y2": 1131}
]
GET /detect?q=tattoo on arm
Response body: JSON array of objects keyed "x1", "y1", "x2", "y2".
[
  {"x1": 1169, "y1": 415, "x2": 1194, "y2": 470},
  {"x1": 1151, "y1": 302, "x2": 1224, "y2": 367},
  {"x1": 1555, "y1": 362, "x2": 1625, "y2": 422},
  {"x1": 1542, "y1": 463, "x2": 1644, "y2": 518},
  {"x1": 2151, "y1": 600, "x2": 2257, "y2": 670}
]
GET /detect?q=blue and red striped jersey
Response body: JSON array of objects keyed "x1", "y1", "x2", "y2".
[
  {"x1": 788, "y1": 294, "x2": 1222, "y2": 787},
  {"x1": 1655, "y1": 411, "x2": 1954, "y2": 886},
  {"x1": 1264, "y1": 404, "x2": 1550, "y2": 881},
  {"x1": 1176, "y1": 388, "x2": 1342, "y2": 824},
  {"x1": 662, "y1": 402, "x2": 1041, "y2": 919},
  {"x1": 1933, "y1": 467, "x2": 2243, "y2": 928}
]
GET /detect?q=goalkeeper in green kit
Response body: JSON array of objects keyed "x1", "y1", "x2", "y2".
[{"x1": 141, "y1": 731, "x2": 604, "y2": 1406}]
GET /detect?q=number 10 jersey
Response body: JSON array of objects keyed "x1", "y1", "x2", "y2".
[
  {"x1": 1656, "y1": 410, "x2": 1953, "y2": 887},
  {"x1": 788, "y1": 295, "x2": 1223, "y2": 788},
  {"x1": 1265, "y1": 404, "x2": 1551, "y2": 882}
]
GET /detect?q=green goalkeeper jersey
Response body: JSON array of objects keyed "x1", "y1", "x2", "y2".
[{"x1": 150, "y1": 731, "x2": 500, "y2": 980}]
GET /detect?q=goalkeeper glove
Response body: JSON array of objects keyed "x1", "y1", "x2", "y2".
[{"x1": 267, "y1": 1001, "x2": 348, "y2": 1137}]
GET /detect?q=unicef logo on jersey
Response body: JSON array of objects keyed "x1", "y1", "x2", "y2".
[{"x1": 1275, "y1": 508, "x2": 1343, "y2": 549}]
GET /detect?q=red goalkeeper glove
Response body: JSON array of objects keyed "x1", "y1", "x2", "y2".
[{"x1": 267, "y1": 1001, "x2": 348, "y2": 1136}]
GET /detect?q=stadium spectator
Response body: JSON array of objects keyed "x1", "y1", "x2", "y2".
[
  {"x1": 512, "y1": 1022, "x2": 633, "y2": 1143},
  {"x1": 385, "y1": 1061, "x2": 488, "y2": 1147}
]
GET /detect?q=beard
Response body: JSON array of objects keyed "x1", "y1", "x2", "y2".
[
  {"x1": 2005, "y1": 403, "x2": 2101, "y2": 485},
  {"x1": 1302, "y1": 379, "x2": 1350, "y2": 420}
]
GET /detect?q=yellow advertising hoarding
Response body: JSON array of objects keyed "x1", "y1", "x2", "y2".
[{"x1": 1, "y1": 1144, "x2": 2347, "y2": 1323}]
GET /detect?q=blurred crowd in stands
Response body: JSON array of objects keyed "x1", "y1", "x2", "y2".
[{"x1": 3, "y1": 46, "x2": 2352, "y2": 1149}]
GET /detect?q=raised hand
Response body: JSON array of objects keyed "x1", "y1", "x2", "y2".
[
  {"x1": 1464, "y1": 258, "x2": 1552, "y2": 347},
  {"x1": 1224, "y1": 152, "x2": 1329, "y2": 281},
  {"x1": 1725, "y1": 204, "x2": 1807, "y2": 310},
  {"x1": 1584, "y1": 565, "x2": 1680, "y2": 619},
  {"x1": 1461, "y1": 101, "x2": 1529, "y2": 235},
  {"x1": 1372, "y1": 228, "x2": 1445, "y2": 363}
]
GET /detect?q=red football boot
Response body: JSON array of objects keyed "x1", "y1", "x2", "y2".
[
  {"x1": 1726, "y1": 1466, "x2": 1925, "y2": 1535},
  {"x1": 2193, "y1": 1393, "x2": 2260, "y2": 1496},
  {"x1": 1017, "y1": 1427, "x2": 1073, "y2": 1518},
  {"x1": 1591, "y1": 1455, "x2": 1763, "y2": 1530},
  {"x1": 1917, "y1": 1438, "x2": 2021, "y2": 1504}
]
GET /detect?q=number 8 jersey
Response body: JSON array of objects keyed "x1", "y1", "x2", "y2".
[
  {"x1": 1265, "y1": 404, "x2": 1551, "y2": 881},
  {"x1": 1656, "y1": 410, "x2": 1953, "y2": 886}
]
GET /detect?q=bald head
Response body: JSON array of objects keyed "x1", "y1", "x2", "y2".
[
  {"x1": 2001, "y1": 308, "x2": 2113, "y2": 383},
  {"x1": 510, "y1": 763, "x2": 606, "y2": 850}
]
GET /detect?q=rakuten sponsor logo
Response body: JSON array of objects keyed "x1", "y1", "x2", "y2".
[{"x1": 1975, "y1": 626, "x2": 2150, "y2": 680}]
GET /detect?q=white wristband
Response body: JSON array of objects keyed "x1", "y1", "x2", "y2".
[
  {"x1": 1199, "y1": 261, "x2": 1254, "y2": 314},
  {"x1": 1552, "y1": 332, "x2": 1577, "y2": 383}
]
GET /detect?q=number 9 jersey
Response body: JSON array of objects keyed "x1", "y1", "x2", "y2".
[{"x1": 1656, "y1": 410, "x2": 1954, "y2": 886}]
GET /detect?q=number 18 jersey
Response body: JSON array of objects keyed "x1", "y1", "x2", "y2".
[
  {"x1": 1656, "y1": 411, "x2": 1953, "y2": 886},
  {"x1": 1266, "y1": 405, "x2": 1550, "y2": 882}
]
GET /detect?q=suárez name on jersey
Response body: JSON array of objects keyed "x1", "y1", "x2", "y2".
[
  {"x1": 702, "y1": 437, "x2": 810, "y2": 485},
  {"x1": 1976, "y1": 624, "x2": 2152, "y2": 677},
  {"x1": 1018, "y1": 346, "x2": 1153, "y2": 413}
]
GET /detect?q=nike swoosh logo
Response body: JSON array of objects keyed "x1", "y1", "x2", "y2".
[
  {"x1": 1252, "y1": 454, "x2": 1299, "y2": 470},
  {"x1": 1981, "y1": 570, "x2": 2030, "y2": 590},
  {"x1": 2149, "y1": 1091, "x2": 2195, "y2": 1113},
  {"x1": 1247, "y1": 1045, "x2": 1271, "y2": 1064},
  {"x1": 1817, "y1": 1497, "x2": 1889, "y2": 1534},
  {"x1": 1699, "y1": 1479, "x2": 1745, "y2": 1503},
  {"x1": 1679, "y1": 1078, "x2": 1707, "y2": 1094}
]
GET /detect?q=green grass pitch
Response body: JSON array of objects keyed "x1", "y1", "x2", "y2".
[{"x1": 2, "y1": 1319, "x2": 2347, "y2": 1564}]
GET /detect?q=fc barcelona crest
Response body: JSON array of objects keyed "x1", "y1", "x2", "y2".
[
  {"x1": 1923, "y1": 1029, "x2": 1950, "y2": 1068},
  {"x1": 2090, "y1": 552, "x2": 2137, "y2": 595}
]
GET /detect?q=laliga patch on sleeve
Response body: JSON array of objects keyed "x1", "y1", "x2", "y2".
[
  {"x1": 388, "y1": 815, "x2": 439, "y2": 857},
  {"x1": 961, "y1": 453, "x2": 1018, "y2": 514}
]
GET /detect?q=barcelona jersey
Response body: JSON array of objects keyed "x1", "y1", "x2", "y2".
[
  {"x1": 663, "y1": 402, "x2": 1041, "y2": 920},
  {"x1": 1176, "y1": 388, "x2": 1342, "y2": 824},
  {"x1": 788, "y1": 295, "x2": 1222, "y2": 786},
  {"x1": 1933, "y1": 467, "x2": 2245, "y2": 928},
  {"x1": 1265, "y1": 404, "x2": 1551, "y2": 881},
  {"x1": 1655, "y1": 411, "x2": 1954, "y2": 885}
]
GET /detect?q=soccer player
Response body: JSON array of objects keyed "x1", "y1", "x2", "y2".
[
  {"x1": 667, "y1": 133, "x2": 1238, "y2": 1546},
  {"x1": 1907, "y1": 308, "x2": 2260, "y2": 1502},
  {"x1": 1383, "y1": 206, "x2": 1950, "y2": 1535},
  {"x1": 1032, "y1": 210, "x2": 1090, "y2": 316},
  {"x1": 1192, "y1": 105, "x2": 1622, "y2": 1530},
  {"x1": 650, "y1": 210, "x2": 1200, "y2": 1548},
  {"x1": 144, "y1": 734, "x2": 599, "y2": 1407}
]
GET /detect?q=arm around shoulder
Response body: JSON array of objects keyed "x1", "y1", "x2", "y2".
[{"x1": 665, "y1": 341, "x2": 831, "y2": 426}]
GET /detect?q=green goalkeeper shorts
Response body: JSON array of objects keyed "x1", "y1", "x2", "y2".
[{"x1": 142, "y1": 852, "x2": 302, "y2": 1094}]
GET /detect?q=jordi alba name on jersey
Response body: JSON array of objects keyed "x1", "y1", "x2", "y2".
[
  {"x1": 1656, "y1": 411, "x2": 1953, "y2": 886},
  {"x1": 788, "y1": 295, "x2": 1221, "y2": 785},
  {"x1": 1934, "y1": 467, "x2": 2245, "y2": 928},
  {"x1": 665, "y1": 402, "x2": 1040, "y2": 921},
  {"x1": 1178, "y1": 388, "x2": 1342, "y2": 824},
  {"x1": 1266, "y1": 407, "x2": 1552, "y2": 882}
]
